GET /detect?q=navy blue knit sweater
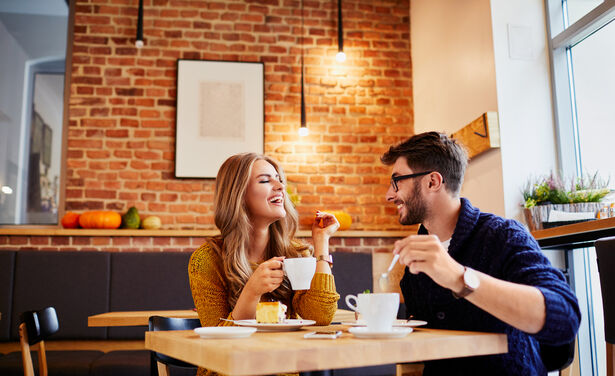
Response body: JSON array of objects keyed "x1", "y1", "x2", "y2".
[{"x1": 400, "y1": 198, "x2": 580, "y2": 376}]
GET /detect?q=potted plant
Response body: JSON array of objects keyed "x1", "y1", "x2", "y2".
[{"x1": 522, "y1": 171, "x2": 611, "y2": 231}]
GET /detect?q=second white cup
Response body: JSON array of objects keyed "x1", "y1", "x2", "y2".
[
  {"x1": 283, "y1": 257, "x2": 316, "y2": 290},
  {"x1": 345, "y1": 292, "x2": 399, "y2": 332}
]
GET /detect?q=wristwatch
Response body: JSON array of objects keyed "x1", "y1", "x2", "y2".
[
  {"x1": 452, "y1": 266, "x2": 480, "y2": 299},
  {"x1": 316, "y1": 254, "x2": 333, "y2": 268}
]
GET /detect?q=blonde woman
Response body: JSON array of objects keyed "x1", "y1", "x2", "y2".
[{"x1": 188, "y1": 153, "x2": 340, "y2": 375}]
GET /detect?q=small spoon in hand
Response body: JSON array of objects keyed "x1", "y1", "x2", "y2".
[{"x1": 378, "y1": 254, "x2": 400, "y2": 291}]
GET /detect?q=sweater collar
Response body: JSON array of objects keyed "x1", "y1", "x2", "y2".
[{"x1": 418, "y1": 197, "x2": 480, "y2": 254}]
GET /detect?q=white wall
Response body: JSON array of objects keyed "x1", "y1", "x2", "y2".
[
  {"x1": 489, "y1": 0, "x2": 559, "y2": 222},
  {"x1": 411, "y1": 0, "x2": 504, "y2": 216},
  {"x1": 411, "y1": 0, "x2": 559, "y2": 222}
]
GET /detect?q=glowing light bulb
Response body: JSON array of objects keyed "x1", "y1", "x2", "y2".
[
  {"x1": 298, "y1": 127, "x2": 309, "y2": 137},
  {"x1": 135, "y1": 40, "x2": 144, "y2": 49},
  {"x1": 336, "y1": 51, "x2": 346, "y2": 62},
  {"x1": 1, "y1": 186, "x2": 13, "y2": 194}
]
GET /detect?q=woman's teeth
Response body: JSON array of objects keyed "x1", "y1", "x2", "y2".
[{"x1": 269, "y1": 197, "x2": 283, "y2": 204}]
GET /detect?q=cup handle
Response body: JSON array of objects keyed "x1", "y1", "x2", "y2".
[{"x1": 345, "y1": 294, "x2": 358, "y2": 311}]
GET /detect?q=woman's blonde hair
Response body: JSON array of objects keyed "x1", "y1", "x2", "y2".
[{"x1": 209, "y1": 153, "x2": 308, "y2": 308}]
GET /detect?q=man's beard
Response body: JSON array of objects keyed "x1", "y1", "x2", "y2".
[{"x1": 399, "y1": 181, "x2": 428, "y2": 225}]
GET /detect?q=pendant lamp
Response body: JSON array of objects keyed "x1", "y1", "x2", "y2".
[
  {"x1": 335, "y1": 0, "x2": 346, "y2": 62},
  {"x1": 299, "y1": 0, "x2": 308, "y2": 136},
  {"x1": 135, "y1": 0, "x2": 144, "y2": 48}
]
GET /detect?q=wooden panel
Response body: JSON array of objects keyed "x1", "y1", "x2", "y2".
[
  {"x1": 451, "y1": 112, "x2": 500, "y2": 159},
  {"x1": 145, "y1": 327, "x2": 507, "y2": 375}
]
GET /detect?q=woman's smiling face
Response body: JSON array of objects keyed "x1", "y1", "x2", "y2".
[{"x1": 244, "y1": 159, "x2": 286, "y2": 225}]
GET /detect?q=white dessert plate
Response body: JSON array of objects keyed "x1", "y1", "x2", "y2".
[
  {"x1": 194, "y1": 326, "x2": 257, "y2": 339},
  {"x1": 348, "y1": 327, "x2": 413, "y2": 339},
  {"x1": 233, "y1": 319, "x2": 316, "y2": 332},
  {"x1": 341, "y1": 319, "x2": 427, "y2": 328}
]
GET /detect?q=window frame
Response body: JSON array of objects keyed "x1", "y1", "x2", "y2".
[{"x1": 545, "y1": 0, "x2": 615, "y2": 177}]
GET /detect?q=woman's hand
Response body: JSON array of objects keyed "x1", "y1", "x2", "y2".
[
  {"x1": 312, "y1": 211, "x2": 340, "y2": 239},
  {"x1": 244, "y1": 256, "x2": 286, "y2": 298}
]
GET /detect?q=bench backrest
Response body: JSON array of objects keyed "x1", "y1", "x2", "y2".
[{"x1": 1, "y1": 250, "x2": 193, "y2": 342}]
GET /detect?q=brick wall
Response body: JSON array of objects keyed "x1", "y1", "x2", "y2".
[
  {"x1": 0, "y1": 234, "x2": 402, "y2": 254},
  {"x1": 66, "y1": 0, "x2": 412, "y2": 231}
]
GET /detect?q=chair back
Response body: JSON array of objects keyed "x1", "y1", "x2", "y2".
[
  {"x1": 20, "y1": 307, "x2": 59, "y2": 345},
  {"x1": 148, "y1": 316, "x2": 201, "y2": 375},
  {"x1": 596, "y1": 236, "x2": 615, "y2": 343},
  {"x1": 539, "y1": 340, "x2": 575, "y2": 372},
  {"x1": 19, "y1": 306, "x2": 59, "y2": 376}
]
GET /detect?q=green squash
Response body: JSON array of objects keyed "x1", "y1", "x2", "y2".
[{"x1": 121, "y1": 206, "x2": 141, "y2": 229}]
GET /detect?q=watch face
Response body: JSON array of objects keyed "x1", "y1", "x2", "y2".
[{"x1": 464, "y1": 268, "x2": 480, "y2": 290}]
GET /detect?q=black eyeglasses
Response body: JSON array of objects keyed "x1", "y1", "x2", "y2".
[{"x1": 390, "y1": 171, "x2": 433, "y2": 192}]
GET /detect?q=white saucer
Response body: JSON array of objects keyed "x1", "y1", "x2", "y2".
[
  {"x1": 348, "y1": 327, "x2": 413, "y2": 339},
  {"x1": 233, "y1": 319, "x2": 316, "y2": 332},
  {"x1": 194, "y1": 326, "x2": 257, "y2": 339},
  {"x1": 341, "y1": 319, "x2": 427, "y2": 328}
]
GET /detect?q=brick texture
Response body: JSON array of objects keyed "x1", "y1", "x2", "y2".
[
  {"x1": 66, "y1": 0, "x2": 413, "y2": 231},
  {"x1": 0, "y1": 235, "x2": 403, "y2": 254}
]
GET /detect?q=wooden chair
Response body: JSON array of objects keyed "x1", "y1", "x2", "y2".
[
  {"x1": 596, "y1": 236, "x2": 615, "y2": 376},
  {"x1": 148, "y1": 316, "x2": 201, "y2": 376},
  {"x1": 19, "y1": 306, "x2": 59, "y2": 376}
]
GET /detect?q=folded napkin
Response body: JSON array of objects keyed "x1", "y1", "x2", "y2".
[{"x1": 547, "y1": 210, "x2": 595, "y2": 222}]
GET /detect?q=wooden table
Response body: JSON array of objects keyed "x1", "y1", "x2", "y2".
[
  {"x1": 88, "y1": 310, "x2": 199, "y2": 327},
  {"x1": 145, "y1": 326, "x2": 507, "y2": 375},
  {"x1": 531, "y1": 216, "x2": 615, "y2": 250},
  {"x1": 88, "y1": 309, "x2": 356, "y2": 327}
]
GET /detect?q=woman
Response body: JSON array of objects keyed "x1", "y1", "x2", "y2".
[{"x1": 188, "y1": 153, "x2": 340, "y2": 375}]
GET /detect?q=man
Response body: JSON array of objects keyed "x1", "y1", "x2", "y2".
[{"x1": 382, "y1": 132, "x2": 580, "y2": 375}]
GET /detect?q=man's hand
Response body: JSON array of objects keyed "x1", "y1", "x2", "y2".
[{"x1": 393, "y1": 234, "x2": 464, "y2": 291}]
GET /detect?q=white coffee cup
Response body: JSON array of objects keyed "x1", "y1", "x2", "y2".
[
  {"x1": 345, "y1": 292, "x2": 399, "y2": 332},
  {"x1": 283, "y1": 257, "x2": 316, "y2": 290}
]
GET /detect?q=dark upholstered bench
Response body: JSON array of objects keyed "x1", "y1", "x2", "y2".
[
  {"x1": 0, "y1": 250, "x2": 194, "y2": 376},
  {"x1": 0, "y1": 249, "x2": 397, "y2": 376},
  {"x1": 330, "y1": 252, "x2": 397, "y2": 376},
  {"x1": 0, "y1": 350, "x2": 104, "y2": 376}
]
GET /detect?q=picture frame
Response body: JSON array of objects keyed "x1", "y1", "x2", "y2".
[
  {"x1": 42, "y1": 122, "x2": 52, "y2": 167},
  {"x1": 175, "y1": 59, "x2": 264, "y2": 178}
]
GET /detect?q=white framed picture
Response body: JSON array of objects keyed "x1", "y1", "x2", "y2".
[{"x1": 175, "y1": 59, "x2": 264, "y2": 178}]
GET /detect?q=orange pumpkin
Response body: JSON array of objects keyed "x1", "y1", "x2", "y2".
[
  {"x1": 318, "y1": 210, "x2": 352, "y2": 231},
  {"x1": 78, "y1": 211, "x2": 122, "y2": 229},
  {"x1": 61, "y1": 212, "x2": 81, "y2": 228}
]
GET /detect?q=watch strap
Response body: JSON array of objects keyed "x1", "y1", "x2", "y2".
[{"x1": 316, "y1": 254, "x2": 333, "y2": 268}]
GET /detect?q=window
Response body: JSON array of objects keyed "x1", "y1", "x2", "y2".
[
  {"x1": 567, "y1": 0, "x2": 605, "y2": 25},
  {"x1": 0, "y1": 0, "x2": 69, "y2": 224},
  {"x1": 547, "y1": 1, "x2": 615, "y2": 374},
  {"x1": 569, "y1": 19, "x2": 615, "y2": 186}
]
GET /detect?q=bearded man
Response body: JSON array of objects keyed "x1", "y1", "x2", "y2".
[{"x1": 382, "y1": 132, "x2": 580, "y2": 375}]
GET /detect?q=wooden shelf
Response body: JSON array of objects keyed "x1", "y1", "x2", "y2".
[{"x1": 0, "y1": 228, "x2": 411, "y2": 238}]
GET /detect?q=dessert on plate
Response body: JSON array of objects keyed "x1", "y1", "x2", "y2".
[{"x1": 256, "y1": 301, "x2": 287, "y2": 323}]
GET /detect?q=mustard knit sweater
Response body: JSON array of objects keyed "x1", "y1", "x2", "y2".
[{"x1": 188, "y1": 240, "x2": 340, "y2": 376}]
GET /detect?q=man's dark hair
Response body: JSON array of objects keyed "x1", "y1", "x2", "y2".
[{"x1": 381, "y1": 131, "x2": 468, "y2": 195}]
